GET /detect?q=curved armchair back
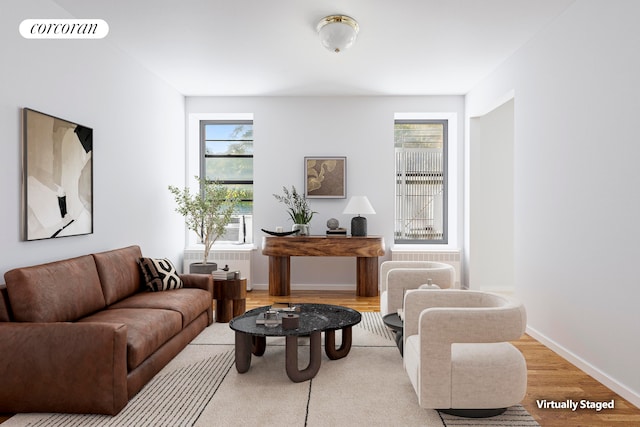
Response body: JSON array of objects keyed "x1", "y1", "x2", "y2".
[{"x1": 379, "y1": 261, "x2": 454, "y2": 315}]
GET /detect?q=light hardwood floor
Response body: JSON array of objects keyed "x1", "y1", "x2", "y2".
[{"x1": 2, "y1": 290, "x2": 638, "y2": 426}]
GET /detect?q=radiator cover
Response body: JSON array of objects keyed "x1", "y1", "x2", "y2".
[{"x1": 183, "y1": 246, "x2": 255, "y2": 290}]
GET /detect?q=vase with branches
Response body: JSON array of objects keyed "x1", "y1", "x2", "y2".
[
  {"x1": 273, "y1": 185, "x2": 316, "y2": 235},
  {"x1": 169, "y1": 177, "x2": 241, "y2": 269}
]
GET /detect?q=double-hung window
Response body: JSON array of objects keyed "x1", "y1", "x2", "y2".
[
  {"x1": 394, "y1": 120, "x2": 447, "y2": 244},
  {"x1": 200, "y1": 120, "x2": 253, "y2": 243}
]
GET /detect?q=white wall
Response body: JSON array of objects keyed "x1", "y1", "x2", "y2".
[
  {"x1": 186, "y1": 96, "x2": 464, "y2": 289},
  {"x1": 466, "y1": 0, "x2": 640, "y2": 405},
  {"x1": 468, "y1": 99, "x2": 514, "y2": 292},
  {"x1": 0, "y1": 0, "x2": 186, "y2": 277}
]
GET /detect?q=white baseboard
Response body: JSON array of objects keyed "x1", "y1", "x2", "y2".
[
  {"x1": 250, "y1": 283, "x2": 357, "y2": 292},
  {"x1": 526, "y1": 326, "x2": 640, "y2": 408}
]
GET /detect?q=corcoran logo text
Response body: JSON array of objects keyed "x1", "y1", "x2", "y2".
[{"x1": 20, "y1": 19, "x2": 109, "y2": 39}]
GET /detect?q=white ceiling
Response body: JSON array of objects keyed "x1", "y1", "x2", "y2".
[{"x1": 53, "y1": 0, "x2": 575, "y2": 96}]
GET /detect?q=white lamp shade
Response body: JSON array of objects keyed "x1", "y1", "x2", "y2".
[
  {"x1": 317, "y1": 15, "x2": 359, "y2": 53},
  {"x1": 343, "y1": 196, "x2": 376, "y2": 215}
]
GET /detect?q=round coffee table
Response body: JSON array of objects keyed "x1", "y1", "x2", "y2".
[{"x1": 229, "y1": 303, "x2": 361, "y2": 382}]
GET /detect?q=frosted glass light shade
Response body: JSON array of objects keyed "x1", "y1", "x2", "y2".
[{"x1": 317, "y1": 15, "x2": 359, "y2": 53}]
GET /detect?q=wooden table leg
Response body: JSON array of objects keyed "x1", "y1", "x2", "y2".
[
  {"x1": 235, "y1": 332, "x2": 252, "y2": 373},
  {"x1": 324, "y1": 327, "x2": 353, "y2": 360},
  {"x1": 269, "y1": 255, "x2": 291, "y2": 296},
  {"x1": 252, "y1": 336, "x2": 266, "y2": 356},
  {"x1": 285, "y1": 331, "x2": 321, "y2": 382},
  {"x1": 356, "y1": 257, "x2": 379, "y2": 297}
]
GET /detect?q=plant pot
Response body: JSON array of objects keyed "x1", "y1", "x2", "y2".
[
  {"x1": 292, "y1": 224, "x2": 310, "y2": 236},
  {"x1": 189, "y1": 262, "x2": 217, "y2": 274}
]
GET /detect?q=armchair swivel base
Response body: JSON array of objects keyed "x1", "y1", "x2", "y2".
[{"x1": 439, "y1": 408, "x2": 507, "y2": 418}]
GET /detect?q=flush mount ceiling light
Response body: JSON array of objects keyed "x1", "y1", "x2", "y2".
[{"x1": 316, "y1": 15, "x2": 359, "y2": 53}]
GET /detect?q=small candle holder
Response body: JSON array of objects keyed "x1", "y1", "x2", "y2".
[
  {"x1": 282, "y1": 313, "x2": 300, "y2": 330},
  {"x1": 263, "y1": 310, "x2": 280, "y2": 328}
]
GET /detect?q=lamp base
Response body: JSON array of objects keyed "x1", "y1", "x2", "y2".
[{"x1": 350, "y1": 216, "x2": 367, "y2": 236}]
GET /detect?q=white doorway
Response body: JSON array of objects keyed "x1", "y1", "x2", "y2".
[{"x1": 468, "y1": 98, "x2": 514, "y2": 293}]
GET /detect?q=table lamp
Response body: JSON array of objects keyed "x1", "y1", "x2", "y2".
[{"x1": 342, "y1": 196, "x2": 376, "y2": 236}]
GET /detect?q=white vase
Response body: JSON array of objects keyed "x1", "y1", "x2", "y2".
[{"x1": 292, "y1": 224, "x2": 310, "y2": 236}]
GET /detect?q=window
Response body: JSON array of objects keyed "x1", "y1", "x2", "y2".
[
  {"x1": 200, "y1": 120, "x2": 253, "y2": 243},
  {"x1": 394, "y1": 120, "x2": 447, "y2": 244}
]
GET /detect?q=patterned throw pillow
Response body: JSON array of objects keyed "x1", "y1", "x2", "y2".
[{"x1": 137, "y1": 257, "x2": 183, "y2": 292}]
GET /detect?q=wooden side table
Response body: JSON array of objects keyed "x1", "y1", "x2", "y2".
[{"x1": 213, "y1": 278, "x2": 247, "y2": 322}]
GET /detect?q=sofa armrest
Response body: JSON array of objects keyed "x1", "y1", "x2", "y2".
[
  {"x1": 0, "y1": 321, "x2": 129, "y2": 415},
  {"x1": 180, "y1": 273, "x2": 214, "y2": 295}
]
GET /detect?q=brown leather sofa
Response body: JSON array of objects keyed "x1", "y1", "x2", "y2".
[{"x1": 0, "y1": 245, "x2": 213, "y2": 415}]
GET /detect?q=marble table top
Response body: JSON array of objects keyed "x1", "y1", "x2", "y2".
[{"x1": 229, "y1": 303, "x2": 361, "y2": 337}]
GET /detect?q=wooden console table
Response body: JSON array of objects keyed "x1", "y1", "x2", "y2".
[{"x1": 261, "y1": 236, "x2": 385, "y2": 297}]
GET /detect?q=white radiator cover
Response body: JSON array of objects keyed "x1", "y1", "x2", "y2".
[
  {"x1": 390, "y1": 248, "x2": 462, "y2": 288},
  {"x1": 183, "y1": 245, "x2": 255, "y2": 290}
]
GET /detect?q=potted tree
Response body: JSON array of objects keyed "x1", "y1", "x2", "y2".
[
  {"x1": 273, "y1": 185, "x2": 316, "y2": 235},
  {"x1": 169, "y1": 177, "x2": 241, "y2": 274}
]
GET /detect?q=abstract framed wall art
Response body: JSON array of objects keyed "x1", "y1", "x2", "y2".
[
  {"x1": 304, "y1": 156, "x2": 346, "y2": 198},
  {"x1": 22, "y1": 108, "x2": 93, "y2": 240}
]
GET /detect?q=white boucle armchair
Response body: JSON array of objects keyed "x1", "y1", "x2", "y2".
[
  {"x1": 379, "y1": 261, "x2": 454, "y2": 316},
  {"x1": 403, "y1": 289, "x2": 527, "y2": 418}
]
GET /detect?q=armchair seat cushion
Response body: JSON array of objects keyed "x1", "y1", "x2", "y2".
[
  {"x1": 79, "y1": 308, "x2": 182, "y2": 371},
  {"x1": 404, "y1": 336, "x2": 527, "y2": 410},
  {"x1": 451, "y1": 343, "x2": 527, "y2": 408}
]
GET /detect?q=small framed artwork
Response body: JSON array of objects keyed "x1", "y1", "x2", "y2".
[
  {"x1": 22, "y1": 108, "x2": 93, "y2": 240},
  {"x1": 304, "y1": 156, "x2": 346, "y2": 198}
]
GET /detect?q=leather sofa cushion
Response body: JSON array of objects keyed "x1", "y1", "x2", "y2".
[
  {"x1": 4, "y1": 255, "x2": 106, "y2": 322},
  {"x1": 109, "y1": 288, "x2": 211, "y2": 328},
  {"x1": 79, "y1": 308, "x2": 182, "y2": 371},
  {"x1": 93, "y1": 246, "x2": 143, "y2": 305}
]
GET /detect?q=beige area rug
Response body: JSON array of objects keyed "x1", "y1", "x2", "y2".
[{"x1": 4, "y1": 312, "x2": 538, "y2": 427}]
